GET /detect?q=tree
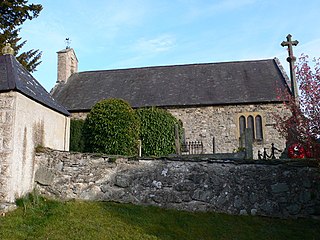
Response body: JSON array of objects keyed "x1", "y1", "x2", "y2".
[
  {"x1": 84, "y1": 99, "x2": 140, "y2": 156},
  {"x1": 274, "y1": 54, "x2": 320, "y2": 158},
  {"x1": 136, "y1": 107, "x2": 182, "y2": 157},
  {"x1": 0, "y1": 0, "x2": 43, "y2": 72}
]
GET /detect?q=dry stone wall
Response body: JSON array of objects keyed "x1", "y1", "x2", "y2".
[{"x1": 35, "y1": 150, "x2": 320, "y2": 219}]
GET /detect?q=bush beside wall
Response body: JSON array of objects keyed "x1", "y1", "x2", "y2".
[
  {"x1": 136, "y1": 107, "x2": 182, "y2": 156},
  {"x1": 70, "y1": 119, "x2": 85, "y2": 152},
  {"x1": 84, "y1": 99, "x2": 140, "y2": 155},
  {"x1": 70, "y1": 99, "x2": 183, "y2": 157}
]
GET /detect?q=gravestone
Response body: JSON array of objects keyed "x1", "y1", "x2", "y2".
[{"x1": 240, "y1": 128, "x2": 253, "y2": 159}]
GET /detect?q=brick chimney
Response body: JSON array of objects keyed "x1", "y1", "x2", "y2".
[{"x1": 57, "y1": 48, "x2": 78, "y2": 83}]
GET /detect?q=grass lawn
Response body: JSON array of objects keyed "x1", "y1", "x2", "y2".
[{"x1": 0, "y1": 194, "x2": 319, "y2": 240}]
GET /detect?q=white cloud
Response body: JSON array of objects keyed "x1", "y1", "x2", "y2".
[
  {"x1": 75, "y1": 1, "x2": 149, "y2": 35},
  {"x1": 133, "y1": 34, "x2": 176, "y2": 54},
  {"x1": 296, "y1": 38, "x2": 320, "y2": 57}
]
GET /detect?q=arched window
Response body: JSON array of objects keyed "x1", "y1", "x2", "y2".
[
  {"x1": 238, "y1": 113, "x2": 264, "y2": 141},
  {"x1": 255, "y1": 115, "x2": 263, "y2": 140},
  {"x1": 239, "y1": 116, "x2": 246, "y2": 136},
  {"x1": 247, "y1": 115, "x2": 255, "y2": 139}
]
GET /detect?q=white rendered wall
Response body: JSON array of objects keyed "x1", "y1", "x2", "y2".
[{"x1": 2, "y1": 92, "x2": 69, "y2": 202}]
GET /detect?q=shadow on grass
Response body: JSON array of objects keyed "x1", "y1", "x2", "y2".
[
  {"x1": 100, "y1": 201, "x2": 320, "y2": 240},
  {"x1": 0, "y1": 197, "x2": 319, "y2": 240}
]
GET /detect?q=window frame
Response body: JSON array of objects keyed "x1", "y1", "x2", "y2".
[{"x1": 236, "y1": 112, "x2": 265, "y2": 142}]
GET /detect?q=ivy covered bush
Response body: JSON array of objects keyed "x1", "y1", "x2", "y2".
[
  {"x1": 136, "y1": 107, "x2": 182, "y2": 157},
  {"x1": 84, "y1": 99, "x2": 140, "y2": 155},
  {"x1": 70, "y1": 119, "x2": 85, "y2": 152}
]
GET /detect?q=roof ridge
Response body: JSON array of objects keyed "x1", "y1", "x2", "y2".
[
  {"x1": 4, "y1": 55, "x2": 17, "y2": 90},
  {"x1": 76, "y1": 58, "x2": 275, "y2": 74}
]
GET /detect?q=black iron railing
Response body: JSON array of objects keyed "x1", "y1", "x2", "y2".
[{"x1": 181, "y1": 141, "x2": 204, "y2": 155}]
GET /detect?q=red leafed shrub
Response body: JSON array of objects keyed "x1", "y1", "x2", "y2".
[
  {"x1": 274, "y1": 54, "x2": 320, "y2": 159},
  {"x1": 288, "y1": 143, "x2": 306, "y2": 159}
]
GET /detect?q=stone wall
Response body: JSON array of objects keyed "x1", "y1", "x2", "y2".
[
  {"x1": 0, "y1": 92, "x2": 15, "y2": 203},
  {"x1": 71, "y1": 111, "x2": 88, "y2": 120},
  {"x1": 71, "y1": 103, "x2": 287, "y2": 158},
  {"x1": 35, "y1": 150, "x2": 320, "y2": 219},
  {"x1": 167, "y1": 103, "x2": 288, "y2": 157}
]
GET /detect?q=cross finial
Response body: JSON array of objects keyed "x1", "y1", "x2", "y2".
[
  {"x1": 281, "y1": 34, "x2": 299, "y2": 62},
  {"x1": 281, "y1": 34, "x2": 299, "y2": 100}
]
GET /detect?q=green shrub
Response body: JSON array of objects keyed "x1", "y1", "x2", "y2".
[
  {"x1": 84, "y1": 99, "x2": 139, "y2": 155},
  {"x1": 70, "y1": 119, "x2": 85, "y2": 152},
  {"x1": 136, "y1": 107, "x2": 182, "y2": 157}
]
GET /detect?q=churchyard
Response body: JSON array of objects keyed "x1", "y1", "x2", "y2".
[
  {"x1": 0, "y1": 1, "x2": 319, "y2": 239},
  {"x1": 0, "y1": 31, "x2": 320, "y2": 239}
]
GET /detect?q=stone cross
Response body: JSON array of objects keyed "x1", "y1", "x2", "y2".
[{"x1": 281, "y1": 34, "x2": 299, "y2": 100}]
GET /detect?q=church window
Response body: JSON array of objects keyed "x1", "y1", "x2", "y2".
[
  {"x1": 239, "y1": 116, "x2": 246, "y2": 135},
  {"x1": 255, "y1": 115, "x2": 263, "y2": 140},
  {"x1": 247, "y1": 115, "x2": 255, "y2": 139},
  {"x1": 238, "y1": 113, "x2": 264, "y2": 141}
]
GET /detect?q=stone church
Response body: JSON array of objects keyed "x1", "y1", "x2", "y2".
[{"x1": 51, "y1": 48, "x2": 290, "y2": 157}]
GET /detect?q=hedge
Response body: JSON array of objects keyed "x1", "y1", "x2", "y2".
[
  {"x1": 70, "y1": 119, "x2": 85, "y2": 152},
  {"x1": 136, "y1": 107, "x2": 182, "y2": 157},
  {"x1": 83, "y1": 99, "x2": 140, "y2": 155}
]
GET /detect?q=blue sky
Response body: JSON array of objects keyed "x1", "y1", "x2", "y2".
[{"x1": 20, "y1": 0, "x2": 320, "y2": 91}]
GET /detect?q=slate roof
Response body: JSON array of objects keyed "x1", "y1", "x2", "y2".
[
  {"x1": 0, "y1": 54, "x2": 69, "y2": 116},
  {"x1": 51, "y1": 58, "x2": 290, "y2": 112}
]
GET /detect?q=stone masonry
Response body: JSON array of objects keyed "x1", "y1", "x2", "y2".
[
  {"x1": 35, "y1": 149, "x2": 320, "y2": 219},
  {"x1": 0, "y1": 92, "x2": 15, "y2": 202},
  {"x1": 56, "y1": 48, "x2": 78, "y2": 83},
  {"x1": 167, "y1": 103, "x2": 287, "y2": 156}
]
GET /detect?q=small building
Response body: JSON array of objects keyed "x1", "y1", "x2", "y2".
[
  {"x1": 0, "y1": 46, "x2": 70, "y2": 203},
  {"x1": 52, "y1": 48, "x2": 290, "y2": 157}
]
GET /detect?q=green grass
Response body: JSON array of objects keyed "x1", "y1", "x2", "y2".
[{"x1": 0, "y1": 194, "x2": 319, "y2": 240}]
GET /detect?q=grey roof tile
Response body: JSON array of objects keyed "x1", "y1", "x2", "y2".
[
  {"x1": 52, "y1": 58, "x2": 290, "y2": 111},
  {"x1": 0, "y1": 55, "x2": 69, "y2": 116}
]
